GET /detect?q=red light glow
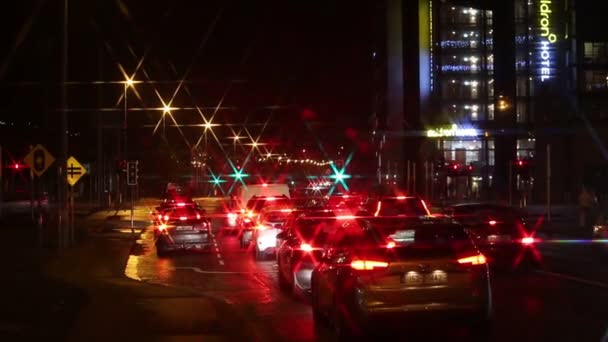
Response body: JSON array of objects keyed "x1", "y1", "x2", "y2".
[
  {"x1": 196, "y1": 213, "x2": 201, "y2": 220},
  {"x1": 488, "y1": 220, "x2": 497, "y2": 226},
  {"x1": 386, "y1": 241, "x2": 396, "y2": 249},
  {"x1": 163, "y1": 215, "x2": 169, "y2": 221},
  {"x1": 421, "y1": 199, "x2": 431, "y2": 215},
  {"x1": 521, "y1": 237, "x2": 535, "y2": 245},
  {"x1": 177, "y1": 203, "x2": 186, "y2": 207},
  {"x1": 300, "y1": 243, "x2": 313, "y2": 252},
  {"x1": 396, "y1": 196, "x2": 407, "y2": 200},
  {"x1": 179, "y1": 216, "x2": 187, "y2": 221}
]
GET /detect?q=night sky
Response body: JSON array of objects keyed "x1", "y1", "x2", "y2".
[{"x1": 0, "y1": 0, "x2": 375, "y2": 164}]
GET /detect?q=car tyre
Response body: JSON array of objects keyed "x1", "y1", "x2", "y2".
[
  {"x1": 255, "y1": 246, "x2": 264, "y2": 260},
  {"x1": 277, "y1": 261, "x2": 291, "y2": 292}
]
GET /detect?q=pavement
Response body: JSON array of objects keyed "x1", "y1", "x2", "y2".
[{"x1": 0, "y1": 198, "x2": 245, "y2": 341}]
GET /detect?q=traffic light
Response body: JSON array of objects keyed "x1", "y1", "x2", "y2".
[
  {"x1": 126, "y1": 160, "x2": 138, "y2": 185},
  {"x1": 514, "y1": 159, "x2": 531, "y2": 178}
]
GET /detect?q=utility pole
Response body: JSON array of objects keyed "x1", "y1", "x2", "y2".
[
  {"x1": 60, "y1": 0, "x2": 69, "y2": 248},
  {"x1": 97, "y1": 44, "x2": 104, "y2": 206},
  {"x1": 547, "y1": 144, "x2": 551, "y2": 223},
  {"x1": 0, "y1": 145, "x2": 3, "y2": 218}
]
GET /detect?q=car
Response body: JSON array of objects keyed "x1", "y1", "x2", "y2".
[
  {"x1": 151, "y1": 197, "x2": 206, "y2": 226},
  {"x1": 251, "y1": 206, "x2": 294, "y2": 260},
  {"x1": 238, "y1": 195, "x2": 292, "y2": 248},
  {"x1": 276, "y1": 210, "x2": 340, "y2": 297},
  {"x1": 324, "y1": 193, "x2": 365, "y2": 215},
  {"x1": 446, "y1": 203, "x2": 539, "y2": 269},
  {"x1": 311, "y1": 220, "x2": 492, "y2": 339},
  {"x1": 155, "y1": 206, "x2": 212, "y2": 256}
]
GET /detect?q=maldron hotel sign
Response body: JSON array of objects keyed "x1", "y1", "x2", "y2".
[{"x1": 538, "y1": 0, "x2": 557, "y2": 82}]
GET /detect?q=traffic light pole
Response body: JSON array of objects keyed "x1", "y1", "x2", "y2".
[{"x1": 130, "y1": 185, "x2": 134, "y2": 233}]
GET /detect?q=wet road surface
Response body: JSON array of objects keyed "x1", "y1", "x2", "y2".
[{"x1": 125, "y1": 212, "x2": 608, "y2": 341}]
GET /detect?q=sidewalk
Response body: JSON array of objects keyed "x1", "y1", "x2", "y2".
[{"x1": 3, "y1": 203, "x2": 243, "y2": 341}]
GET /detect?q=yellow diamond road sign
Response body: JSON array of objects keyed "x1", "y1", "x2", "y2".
[
  {"x1": 23, "y1": 144, "x2": 56, "y2": 177},
  {"x1": 66, "y1": 156, "x2": 87, "y2": 186}
]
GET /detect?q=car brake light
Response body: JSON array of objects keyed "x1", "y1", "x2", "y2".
[
  {"x1": 247, "y1": 211, "x2": 254, "y2": 218},
  {"x1": 521, "y1": 237, "x2": 535, "y2": 245},
  {"x1": 180, "y1": 216, "x2": 187, "y2": 221},
  {"x1": 386, "y1": 241, "x2": 396, "y2": 249},
  {"x1": 396, "y1": 196, "x2": 406, "y2": 200},
  {"x1": 177, "y1": 203, "x2": 186, "y2": 207},
  {"x1": 196, "y1": 213, "x2": 201, "y2": 220},
  {"x1": 157, "y1": 214, "x2": 162, "y2": 220},
  {"x1": 337, "y1": 215, "x2": 356, "y2": 220},
  {"x1": 163, "y1": 215, "x2": 169, "y2": 221},
  {"x1": 158, "y1": 224, "x2": 167, "y2": 231},
  {"x1": 300, "y1": 243, "x2": 314, "y2": 252},
  {"x1": 488, "y1": 220, "x2": 497, "y2": 226},
  {"x1": 457, "y1": 254, "x2": 487, "y2": 265},
  {"x1": 227, "y1": 213, "x2": 237, "y2": 219},
  {"x1": 350, "y1": 260, "x2": 389, "y2": 270}
]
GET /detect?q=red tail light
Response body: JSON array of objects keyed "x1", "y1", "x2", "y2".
[
  {"x1": 350, "y1": 260, "x2": 389, "y2": 270},
  {"x1": 457, "y1": 254, "x2": 487, "y2": 265},
  {"x1": 521, "y1": 237, "x2": 535, "y2": 245},
  {"x1": 177, "y1": 202, "x2": 186, "y2": 207},
  {"x1": 179, "y1": 216, "x2": 187, "y2": 221},
  {"x1": 196, "y1": 213, "x2": 201, "y2": 220},
  {"x1": 158, "y1": 224, "x2": 167, "y2": 231},
  {"x1": 163, "y1": 215, "x2": 169, "y2": 221},
  {"x1": 300, "y1": 243, "x2": 313, "y2": 252},
  {"x1": 157, "y1": 214, "x2": 162, "y2": 220},
  {"x1": 488, "y1": 220, "x2": 497, "y2": 226},
  {"x1": 386, "y1": 241, "x2": 396, "y2": 249}
]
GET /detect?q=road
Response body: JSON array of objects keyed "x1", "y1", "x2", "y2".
[{"x1": 124, "y1": 200, "x2": 608, "y2": 341}]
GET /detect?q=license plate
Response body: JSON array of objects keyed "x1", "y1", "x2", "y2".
[
  {"x1": 403, "y1": 271, "x2": 447, "y2": 285},
  {"x1": 425, "y1": 271, "x2": 448, "y2": 284},
  {"x1": 176, "y1": 226, "x2": 193, "y2": 231},
  {"x1": 487, "y1": 234, "x2": 511, "y2": 242}
]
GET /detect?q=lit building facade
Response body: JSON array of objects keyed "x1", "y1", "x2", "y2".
[{"x1": 373, "y1": 0, "x2": 608, "y2": 204}]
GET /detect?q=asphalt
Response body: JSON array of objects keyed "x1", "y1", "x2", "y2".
[{"x1": 3, "y1": 198, "x2": 608, "y2": 341}]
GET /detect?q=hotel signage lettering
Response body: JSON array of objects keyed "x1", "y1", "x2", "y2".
[{"x1": 538, "y1": 0, "x2": 557, "y2": 82}]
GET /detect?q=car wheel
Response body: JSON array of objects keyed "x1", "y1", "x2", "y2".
[
  {"x1": 332, "y1": 304, "x2": 356, "y2": 342},
  {"x1": 277, "y1": 260, "x2": 291, "y2": 292},
  {"x1": 469, "y1": 315, "x2": 492, "y2": 341},
  {"x1": 255, "y1": 246, "x2": 264, "y2": 260}
]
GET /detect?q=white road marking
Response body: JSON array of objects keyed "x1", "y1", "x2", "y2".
[
  {"x1": 218, "y1": 260, "x2": 225, "y2": 265},
  {"x1": 537, "y1": 270, "x2": 608, "y2": 289},
  {"x1": 170, "y1": 266, "x2": 276, "y2": 274},
  {"x1": 216, "y1": 253, "x2": 222, "y2": 259}
]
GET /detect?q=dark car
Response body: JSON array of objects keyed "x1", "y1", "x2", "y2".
[
  {"x1": 310, "y1": 221, "x2": 492, "y2": 339},
  {"x1": 276, "y1": 210, "x2": 339, "y2": 296},
  {"x1": 446, "y1": 203, "x2": 538, "y2": 269},
  {"x1": 156, "y1": 206, "x2": 212, "y2": 256}
]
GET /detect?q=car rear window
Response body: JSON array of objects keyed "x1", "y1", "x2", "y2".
[
  {"x1": 377, "y1": 198, "x2": 429, "y2": 217},
  {"x1": 353, "y1": 223, "x2": 475, "y2": 259},
  {"x1": 293, "y1": 218, "x2": 339, "y2": 243}
]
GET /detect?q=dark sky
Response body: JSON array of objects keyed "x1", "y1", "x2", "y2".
[{"x1": 0, "y1": 0, "x2": 376, "y2": 160}]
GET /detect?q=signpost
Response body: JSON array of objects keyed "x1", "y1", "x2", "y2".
[
  {"x1": 126, "y1": 160, "x2": 138, "y2": 231},
  {"x1": 66, "y1": 156, "x2": 87, "y2": 243},
  {"x1": 23, "y1": 144, "x2": 56, "y2": 246}
]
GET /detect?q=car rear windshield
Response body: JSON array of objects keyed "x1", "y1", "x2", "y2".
[
  {"x1": 377, "y1": 198, "x2": 429, "y2": 217},
  {"x1": 360, "y1": 223, "x2": 475, "y2": 259},
  {"x1": 293, "y1": 219, "x2": 339, "y2": 244}
]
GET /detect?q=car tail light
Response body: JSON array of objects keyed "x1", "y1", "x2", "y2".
[
  {"x1": 488, "y1": 220, "x2": 497, "y2": 226},
  {"x1": 163, "y1": 215, "x2": 169, "y2": 221},
  {"x1": 521, "y1": 237, "x2": 535, "y2": 245},
  {"x1": 457, "y1": 254, "x2": 487, "y2": 265},
  {"x1": 227, "y1": 213, "x2": 237, "y2": 219},
  {"x1": 158, "y1": 224, "x2": 167, "y2": 231},
  {"x1": 157, "y1": 214, "x2": 162, "y2": 220},
  {"x1": 350, "y1": 260, "x2": 389, "y2": 270},
  {"x1": 300, "y1": 243, "x2": 314, "y2": 252},
  {"x1": 180, "y1": 216, "x2": 187, "y2": 221},
  {"x1": 337, "y1": 215, "x2": 356, "y2": 220},
  {"x1": 386, "y1": 241, "x2": 396, "y2": 249},
  {"x1": 196, "y1": 213, "x2": 201, "y2": 220},
  {"x1": 256, "y1": 224, "x2": 267, "y2": 231},
  {"x1": 246, "y1": 211, "x2": 254, "y2": 218},
  {"x1": 177, "y1": 203, "x2": 186, "y2": 207}
]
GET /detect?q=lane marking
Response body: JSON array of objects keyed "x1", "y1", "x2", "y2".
[
  {"x1": 170, "y1": 266, "x2": 276, "y2": 274},
  {"x1": 537, "y1": 270, "x2": 608, "y2": 289},
  {"x1": 216, "y1": 253, "x2": 222, "y2": 259},
  {"x1": 218, "y1": 260, "x2": 225, "y2": 266}
]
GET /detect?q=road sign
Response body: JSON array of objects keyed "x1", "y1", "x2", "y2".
[
  {"x1": 23, "y1": 144, "x2": 55, "y2": 177},
  {"x1": 66, "y1": 156, "x2": 87, "y2": 186},
  {"x1": 126, "y1": 160, "x2": 138, "y2": 186}
]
